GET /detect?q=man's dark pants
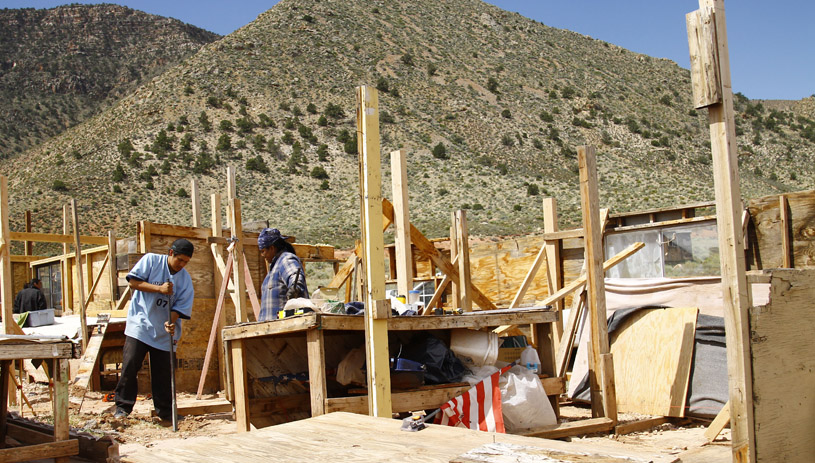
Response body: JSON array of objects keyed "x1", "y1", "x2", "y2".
[{"x1": 114, "y1": 335, "x2": 173, "y2": 420}]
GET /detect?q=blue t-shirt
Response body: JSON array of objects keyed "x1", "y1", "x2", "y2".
[{"x1": 125, "y1": 253, "x2": 194, "y2": 351}]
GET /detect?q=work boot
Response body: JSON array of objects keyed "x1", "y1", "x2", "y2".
[
  {"x1": 152, "y1": 415, "x2": 173, "y2": 427},
  {"x1": 113, "y1": 407, "x2": 129, "y2": 419}
]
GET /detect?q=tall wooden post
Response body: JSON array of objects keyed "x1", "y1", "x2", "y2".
[
  {"x1": 455, "y1": 210, "x2": 472, "y2": 312},
  {"x1": 210, "y1": 193, "x2": 229, "y2": 396},
  {"x1": 24, "y1": 211, "x2": 32, "y2": 280},
  {"x1": 108, "y1": 230, "x2": 118, "y2": 305},
  {"x1": 688, "y1": 1, "x2": 754, "y2": 460},
  {"x1": 356, "y1": 85, "x2": 392, "y2": 417},
  {"x1": 226, "y1": 167, "x2": 236, "y2": 230},
  {"x1": 449, "y1": 213, "x2": 460, "y2": 310},
  {"x1": 390, "y1": 150, "x2": 413, "y2": 298},
  {"x1": 191, "y1": 178, "x2": 201, "y2": 228},
  {"x1": 229, "y1": 198, "x2": 247, "y2": 323},
  {"x1": 71, "y1": 199, "x2": 88, "y2": 351},
  {"x1": 0, "y1": 176, "x2": 14, "y2": 334},
  {"x1": 578, "y1": 146, "x2": 616, "y2": 424},
  {"x1": 543, "y1": 198, "x2": 564, "y2": 346},
  {"x1": 62, "y1": 205, "x2": 72, "y2": 314}
]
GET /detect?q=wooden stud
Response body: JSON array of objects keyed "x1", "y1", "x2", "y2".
[
  {"x1": 509, "y1": 244, "x2": 547, "y2": 309},
  {"x1": 535, "y1": 321, "x2": 560, "y2": 418},
  {"x1": 229, "y1": 198, "x2": 248, "y2": 323},
  {"x1": 0, "y1": 177, "x2": 13, "y2": 334},
  {"x1": 242, "y1": 254, "x2": 261, "y2": 320},
  {"x1": 555, "y1": 290, "x2": 586, "y2": 378},
  {"x1": 8, "y1": 231, "x2": 108, "y2": 246},
  {"x1": 54, "y1": 358, "x2": 70, "y2": 449},
  {"x1": 779, "y1": 195, "x2": 791, "y2": 268},
  {"x1": 230, "y1": 340, "x2": 250, "y2": 432},
  {"x1": 191, "y1": 178, "x2": 201, "y2": 228},
  {"x1": 198, "y1": 252, "x2": 233, "y2": 399},
  {"x1": 24, "y1": 211, "x2": 32, "y2": 279},
  {"x1": 306, "y1": 328, "x2": 327, "y2": 416},
  {"x1": 449, "y1": 213, "x2": 460, "y2": 310},
  {"x1": 62, "y1": 205, "x2": 72, "y2": 314},
  {"x1": 705, "y1": 400, "x2": 730, "y2": 442},
  {"x1": 108, "y1": 231, "x2": 117, "y2": 305},
  {"x1": 0, "y1": 360, "x2": 9, "y2": 447},
  {"x1": 455, "y1": 210, "x2": 472, "y2": 312},
  {"x1": 71, "y1": 199, "x2": 88, "y2": 352},
  {"x1": 356, "y1": 85, "x2": 392, "y2": 417},
  {"x1": 692, "y1": 1, "x2": 755, "y2": 461},
  {"x1": 543, "y1": 198, "x2": 565, "y2": 346},
  {"x1": 390, "y1": 150, "x2": 414, "y2": 298},
  {"x1": 578, "y1": 145, "x2": 615, "y2": 424},
  {"x1": 226, "y1": 167, "x2": 236, "y2": 229},
  {"x1": 138, "y1": 220, "x2": 152, "y2": 254}
]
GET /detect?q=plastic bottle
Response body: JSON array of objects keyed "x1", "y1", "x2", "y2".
[{"x1": 520, "y1": 346, "x2": 541, "y2": 374}]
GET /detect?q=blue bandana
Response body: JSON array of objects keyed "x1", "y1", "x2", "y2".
[{"x1": 258, "y1": 228, "x2": 287, "y2": 250}]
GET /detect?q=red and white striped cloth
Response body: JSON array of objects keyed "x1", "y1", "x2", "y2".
[{"x1": 435, "y1": 364, "x2": 514, "y2": 433}]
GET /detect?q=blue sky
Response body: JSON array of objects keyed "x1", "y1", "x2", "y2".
[{"x1": 3, "y1": 1, "x2": 812, "y2": 100}]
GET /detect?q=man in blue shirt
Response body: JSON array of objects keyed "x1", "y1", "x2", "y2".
[
  {"x1": 113, "y1": 239, "x2": 195, "y2": 424},
  {"x1": 258, "y1": 228, "x2": 308, "y2": 321}
]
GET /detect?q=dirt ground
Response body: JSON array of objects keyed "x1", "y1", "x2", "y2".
[{"x1": 13, "y1": 380, "x2": 732, "y2": 462}]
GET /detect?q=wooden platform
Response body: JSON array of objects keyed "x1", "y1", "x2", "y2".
[{"x1": 120, "y1": 412, "x2": 678, "y2": 463}]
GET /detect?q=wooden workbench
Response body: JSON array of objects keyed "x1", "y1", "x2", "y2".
[
  {"x1": 221, "y1": 307, "x2": 562, "y2": 430},
  {"x1": 0, "y1": 336, "x2": 78, "y2": 462}
]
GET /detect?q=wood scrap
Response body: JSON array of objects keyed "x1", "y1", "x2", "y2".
[{"x1": 6, "y1": 413, "x2": 119, "y2": 463}]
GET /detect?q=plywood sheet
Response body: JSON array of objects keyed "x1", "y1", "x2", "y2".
[
  {"x1": 609, "y1": 307, "x2": 698, "y2": 417},
  {"x1": 750, "y1": 269, "x2": 815, "y2": 462},
  {"x1": 120, "y1": 412, "x2": 677, "y2": 463}
]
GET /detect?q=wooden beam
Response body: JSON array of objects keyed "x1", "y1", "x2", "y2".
[
  {"x1": 555, "y1": 289, "x2": 585, "y2": 378},
  {"x1": 306, "y1": 328, "x2": 327, "y2": 416},
  {"x1": 509, "y1": 244, "x2": 547, "y2": 309},
  {"x1": 209, "y1": 192, "x2": 229, "y2": 398},
  {"x1": 449, "y1": 213, "x2": 460, "y2": 310},
  {"x1": 191, "y1": 178, "x2": 201, "y2": 228},
  {"x1": 455, "y1": 210, "x2": 472, "y2": 311},
  {"x1": 605, "y1": 215, "x2": 716, "y2": 235},
  {"x1": 23, "y1": 211, "x2": 32, "y2": 279},
  {"x1": 226, "y1": 167, "x2": 236, "y2": 229},
  {"x1": 0, "y1": 176, "x2": 14, "y2": 334},
  {"x1": 138, "y1": 220, "x2": 152, "y2": 254},
  {"x1": 229, "y1": 198, "x2": 248, "y2": 323},
  {"x1": 543, "y1": 198, "x2": 564, "y2": 346},
  {"x1": 390, "y1": 150, "x2": 414, "y2": 298},
  {"x1": 230, "y1": 340, "x2": 249, "y2": 432},
  {"x1": 107, "y1": 231, "x2": 117, "y2": 306},
  {"x1": 382, "y1": 199, "x2": 497, "y2": 311},
  {"x1": 198, "y1": 251, "x2": 233, "y2": 400},
  {"x1": 357, "y1": 85, "x2": 392, "y2": 417},
  {"x1": 242, "y1": 253, "x2": 261, "y2": 321},
  {"x1": 690, "y1": 2, "x2": 755, "y2": 461},
  {"x1": 615, "y1": 417, "x2": 670, "y2": 436},
  {"x1": 779, "y1": 195, "x2": 791, "y2": 268},
  {"x1": 687, "y1": 7, "x2": 722, "y2": 108},
  {"x1": 0, "y1": 440, "x2": 79, "y2": 463},
  {"x1": 7, "y1": 231, "x2": 107, "y2": 246},
  {"x1": 578, "y1": 145, "x2": 615, "y2": 423},
  {"x1": 704, "y1": 400, "x2": 730, "y2": 442},
  {"x1": 520, "y1": 417, "x2": 615, "y2": 439},
  {"x1": 71, "y1": 199, "x2": 88, "y2": 351}
]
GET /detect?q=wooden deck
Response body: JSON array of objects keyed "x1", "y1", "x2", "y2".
[{"x1": 120, "y1": 412, "x2": 678, "y2": 463}]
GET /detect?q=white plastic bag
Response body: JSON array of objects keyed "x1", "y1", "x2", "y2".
[
  {"x1": 500, "y1": 365, "x2": 556, "y2": 432},
  {"x1": 336, "y1": 347, "x2": 366, "y2": 386}
]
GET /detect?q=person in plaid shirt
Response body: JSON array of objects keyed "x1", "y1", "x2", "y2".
[{"x1": 258, "y1": 228, "x2": 309, "y2": 320}]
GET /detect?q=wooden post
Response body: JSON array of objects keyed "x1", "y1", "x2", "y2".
[
  {"x1": 191, "y1": 178, "x2": 201, "y2": 228},
  {"x1": 107, "y1": 231, "x2": 117, "y2": 305},
  {"x1": 455, "y1": 210, "x2": 472, "y2": 312},
  {"x1": 543, "y1": 198, "x2": 565, "y2": 346},
  {"x1": 230, "y1": 340, "x2": 250, "y2": 432},
  {"x1": 226, "y1": 167, "x2": 236, "y2": 230},
  {"x1": 779, "y1": 195, "x2": 791, "y2": 268},
  {"x1": 53, "y1": 358, "x2": 70, "y2": 458},
  {"x1": 0, "y1": 176, "x2": 13, "y2": 334},
  {"x1": 71, "y1": 199, "x2": 88, "y2": 351},
  {"x1": 229, "y1": 198, "x2": 248, "y2": 323},
  {"x1": 390, "y1": 150, "x2": 413, "y2": 298},
  {"x1": 688, "y1": 2, "x2": 755, "y2": 461},
  {"x1": 24, "y1": 211, "x2": 32, "y2": 280},
  {"x1": 357, "y1": 85, "x2": 392, "y2": 417},
  {"x1": 449, "y1": 214, "x2": 460, "y2": 310},
  {"x1": 210, "y1": 193, "x2": 229, "y2": 396},
  {"x1": 578, "y1": 145, "x2": 616, "y2": 424},
  {"x1": 306, "y1": 329, "x2": 327, "y2": 416},
  {"x1": 62, "y1": 205, "x2": 72, "y2": 314}
]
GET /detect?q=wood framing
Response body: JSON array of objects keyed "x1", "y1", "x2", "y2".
[
  {"x1": 356, "y1": 85, "x2": 392, "y2": 417},
  {"x1": 390, "y1": 149, "x2": 413, "y2": 297},
  {"x1": 191, "y1": 178, "x2": 201, "y2": 228},
  {"x1": 455, "y1": 210, "x2": 472, "y2": 311},
  {"x1": 71, "y1": 199, "x2": 89, "y2": 351},
  {"x1": 689, "y1": 1, "x2": 754, "y2": 461},
  {"x1": 0, "y1": 176, "x2": 13, "y2": 335},
  {"x1": 543, "y1": 197, "x2": 564, "y2": 344}
]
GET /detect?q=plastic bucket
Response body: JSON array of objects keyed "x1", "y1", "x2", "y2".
[{"x1": 450, "y1": 329, "x2": 499, "y2": 367}]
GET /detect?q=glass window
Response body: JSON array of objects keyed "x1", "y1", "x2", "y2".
[
  {"x1": 604, "y1": 222, "x2": 720, "y2": 278},
  {"x1": 35, "y1": 263, "x2": 62, "y2": 310}
]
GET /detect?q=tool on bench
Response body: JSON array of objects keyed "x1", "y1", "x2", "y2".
[
  {"x1": 400, "y1": 408, "x2": 441, "y2": 432},
  {"x1": 433, "y1": 308, "x2": 463, "y2": 316}
]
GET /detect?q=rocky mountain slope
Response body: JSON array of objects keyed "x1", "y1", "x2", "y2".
[
  {"x1": 2, "y1": 0, "x2": 813, "y2": 249},
  {"x1": 0, "y1": 4, "x2": 219, "y2": 157}
]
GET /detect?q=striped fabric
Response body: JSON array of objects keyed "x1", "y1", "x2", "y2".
[{"x1": 435, "y1": 364, "x2": 514, "y2": 433}]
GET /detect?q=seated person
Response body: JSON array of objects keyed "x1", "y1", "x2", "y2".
[{"x1": 13, "y1": 278, "x2": 47, "y2": 314}]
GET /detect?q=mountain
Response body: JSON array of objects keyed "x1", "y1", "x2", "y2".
[
  {"x1": 2, "y1": 0, "x2": 814, "y2": 249},
  {"x1": 0, "y1": 4, "x2": 219, "y2": 157}
]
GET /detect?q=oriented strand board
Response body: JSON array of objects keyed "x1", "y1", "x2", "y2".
[
  {"x1": 750, "y1": 269, "x2": 815, "y2": 463},
  {"x1": 609, "y1": 307, "x2": 698, "y2": 417}
]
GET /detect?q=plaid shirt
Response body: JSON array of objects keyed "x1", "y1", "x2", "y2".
[{"x1": 259, "y1": 251, "x2": 309, "y2": 321}]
